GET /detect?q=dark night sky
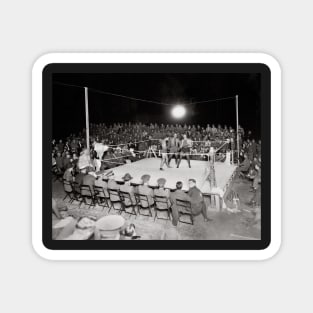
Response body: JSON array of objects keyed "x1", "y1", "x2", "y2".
[{"x1": 52, "y1": 73, "x2": 261, "y2": 139}]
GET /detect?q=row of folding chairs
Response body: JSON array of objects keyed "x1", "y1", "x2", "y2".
[{"x1": 62, "y1": 180, "x2": 194, "y2": 224}]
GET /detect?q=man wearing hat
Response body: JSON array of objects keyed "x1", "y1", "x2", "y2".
[
  {"x1": 138, "y1": 174, "x2": 154, "y2": 207},
  {"x1": 154, "y1": 178, "x2": 171, "y2": 209},
  {"x1": 120, "y1": 173, "x2": 136, "y2": 205}
]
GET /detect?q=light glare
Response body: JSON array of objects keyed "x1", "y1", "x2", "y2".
[{"x1": 171, "y1": 105, "x2": 186, "y2": 119}]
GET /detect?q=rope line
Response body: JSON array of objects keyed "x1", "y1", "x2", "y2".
[
  {"x1": 54, "y1": 81, "x2": 236, "y2": 106},
  {"x1": 105, "y1": 138, "x2": 226, "y2": 147}
]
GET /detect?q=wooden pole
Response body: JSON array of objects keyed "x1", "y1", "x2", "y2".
[
  {"x1": 236, "y1": 95, "x2": 239, "y2": 165},
  {"x1": 84, "y1": 87, "x2": 90, "y2": 152}
]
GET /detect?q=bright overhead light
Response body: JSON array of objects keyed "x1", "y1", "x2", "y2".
[{"x1": 171, "y1": 105, "x2": 186, "y2": 119}]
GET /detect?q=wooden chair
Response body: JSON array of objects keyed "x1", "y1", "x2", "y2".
[
  {"x1": 94, "y1": 185, "x2": 110, "y2": 210},
  {"x1": 134, "y1": 193, "x2": 153, "y2": 217},
  {"x1": 71, "y1": 182, "x2": 83, "y2": 205},
  {"x1": 62, "y1": 179, "x2": 79, "y2": 204},
  {"x1": 154, "y1": 195, "x2": 171, "y2": 221},
  {"x1": 119, "y1": 191, "x2": 137, "y2": 216},
  {"x1": 80, "y1": 185, "x2": 96, "y2": 209},
  {"x1": 176, "y1": 199, "x2": 193, "y2": 225},
  {"x1": 108, "y1": 188, "x2": 123, "y2": 214}
]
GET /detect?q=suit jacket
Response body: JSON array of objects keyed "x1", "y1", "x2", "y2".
[
  {"x1": 170, "y1": 189, "x2": 191, "y2": 205},
  {"x1": 188, "y1": 186, "x2": 204, "y2": 215}
]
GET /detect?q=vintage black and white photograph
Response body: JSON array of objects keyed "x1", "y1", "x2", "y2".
[{"x1": 50, "y1": 69, "x2": 263, "y2": 242}]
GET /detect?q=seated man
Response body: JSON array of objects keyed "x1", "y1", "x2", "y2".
[
  {"x1": 63, "y1": 163, "x2": 74, "y2": 182},
  {"x1": 154, "y1": 178, "x2": 171, "y2": 210},
  {"x1": 137, "y1": 174, "x2": 154, "y2": 207},
  {"x1": 119, "y1": 173, "x2": 136, "y2": 205},
  {"x1": 170, "y1": 181, "x2": 191, "y2": 226},
  {"x1": 94, "y1": 173, "x2": 109, "y2": 198},
  {"x1": 82, "y1": 167, "x2": 97, "y2": 195},
  {"x1": 74, "y1": 168, "x2": 86, "y2": 193},
  {"x1": 187, "y1": 179, "x2": 210, "y2": 222}
]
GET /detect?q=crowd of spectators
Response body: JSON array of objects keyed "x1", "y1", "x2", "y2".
[
  {"x1": 52, "y1": 122, "x2": 261, "y2": 211},
  {"x1": 52, "y1": 122, "x2": 250, "y2": 173}
]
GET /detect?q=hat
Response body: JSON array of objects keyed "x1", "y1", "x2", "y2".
[
  {"x1": 122, "y1": 173, "x2": 133, "y2": 181},
  {"x1": 157, "y1": 178, "x2": 166, "y2": 186},
  {"x1": 188, "y1": 178, "x2": 196, "y2": 183},
  {"x1": 141, "y1": 174, "x2": 151, "y2": 183}
]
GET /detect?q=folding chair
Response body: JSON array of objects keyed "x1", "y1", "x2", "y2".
[
  {"x1": 134, "y1": 193, "x2": 153, "y2": 217},
  {"x1": 62, "y1": 180, "x2": 75, "y2": 203},
  {"x1": 176, "y1": 199, "x2": 193, "y2": 225},
  {"x1": 94, "y1": 185, "x2": 110, "y2": 210},
  {"x1": 71, "y1": 182, "x2": 83, "y2": 204},
  {"x1": 108, "y1": 188, "x2": 123, "y2": 214},
  {"x1": 154, "y1": 195, "x2": 171, "y2": 221},
  {"x1": 80, "y1": 185, "x2": 96, "y2": 209},
  {"x1": 119, "y1": 191, "x2": 137, "y2": 216}
]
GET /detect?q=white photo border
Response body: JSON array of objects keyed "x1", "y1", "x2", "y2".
[{"x1": 32, "y1": 52, "x2": 281, "y2": 260}]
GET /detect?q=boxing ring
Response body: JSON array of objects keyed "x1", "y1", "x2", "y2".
[{"x1": 107, "y1": 157, "x2": 237, "y2": 209}]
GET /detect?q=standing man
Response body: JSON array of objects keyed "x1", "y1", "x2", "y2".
[
  {"x1": 177, "y1": 134, "x2": 192, "y2": 168},
  {"x1": 168, "y1": 133, "x2": 179, "y2": 166},
  {"x1": 159, "y1": 136, "x2": 170, "y2": 171}
]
